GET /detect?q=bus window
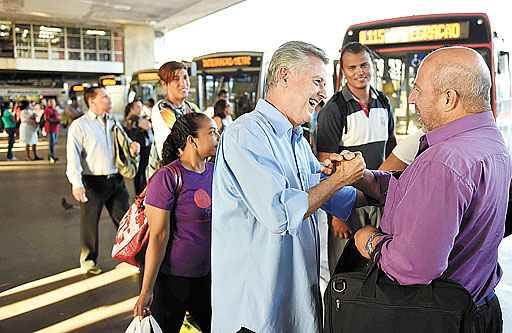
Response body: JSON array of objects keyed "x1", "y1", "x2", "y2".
[
  {"x1": 495, "y1": 50, "x2": 512, "y2": 153},
  {"x1": 198, "y1": 71, "x2": 259, "y2": 117},
  {"x1": 369, "y1": 48, "x2": 492, "y2": 134},
  {"x1": 192, "y1": 52, "x2": 264, "y2": 116}
]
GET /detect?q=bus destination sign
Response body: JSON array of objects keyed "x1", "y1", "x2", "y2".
[
  {"x1": 138, "y1": 72, "x2": 160, "y2": 81},
  {"x1": 201, "y1": 56, "x2": 255, "y2": 69},
  {"x1": 359, "y1": 22, "x2": 469, "y2": 45}
]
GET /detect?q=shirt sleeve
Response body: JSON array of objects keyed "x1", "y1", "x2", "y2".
[
  {"x1": 66, "y1": 122, "x2": 85, "y2": 189},
  {"x1": 145, "y1": 167, "x2": 175, "y2": 210},
  {"x1": 321, "y1": 186, "x2": 357, "y2": 220},
  {"x1": 316, "y1": 98, "x2": 344, "y2": 154},
  {"x1": 392, "y1": 132, "x2": 423, "y2": 165},
  {"x1": 151, "y1": 105, "x2": 172, "y2": 159},
  {"x1": 379, "y1": 161, "x2": 472, "y2": 284},
  {"x1": 221, "y1": 125, "x2": 309, "y2": 235},
  {"x1": 385, "y1": 104, "x2": 397, "y2": 157}
]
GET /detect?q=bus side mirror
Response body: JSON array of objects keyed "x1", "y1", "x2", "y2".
[{"x1": 498, "y1": 51, "x2": 509, "y2": 75}]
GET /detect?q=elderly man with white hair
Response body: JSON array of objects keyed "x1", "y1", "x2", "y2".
[{"x1": 211, "y1": 41, "x2": 367, "y2": 333}]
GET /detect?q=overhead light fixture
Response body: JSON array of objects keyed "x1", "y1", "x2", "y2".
[
  {"x1": 0, "y1": 25, "x2": 7, "y2": 30},
  {"x1": 40, "y1": 26, "x2": 62, "y2": 33},
  {"x1": 86, "y1": 29, "x2": 106, "y2": 36},
  {"x1": 113, "y1": 4, "x2": 131, "y2": 10}
]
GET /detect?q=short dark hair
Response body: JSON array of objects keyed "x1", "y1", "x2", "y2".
[
  {"x1": 19, "y1": 100, "x2": 29, "y2": 110},
  {"x1": 84, "y1": 86, "x2": 103, "y2": 108},
  {"x1": 217, "y1": 89, "x2": 228, "y2": 97},
  {"x1": 158, "y1": 61, "x2": 187, "y2": 84},
  {"x1": 213, "y1": 99, "x2": 228, "y2": 119},
  {"x1": 340, "y1": 42, "x2": 372, "y2": 67}
]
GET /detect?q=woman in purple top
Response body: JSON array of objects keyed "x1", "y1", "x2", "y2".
[{"x1": 133, "y1": 113, "x2": 220, "y2": 332}]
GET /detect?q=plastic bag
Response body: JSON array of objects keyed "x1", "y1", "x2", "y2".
[{"x1": 124, "y1": 315, "x2": 163, "y2": 333}]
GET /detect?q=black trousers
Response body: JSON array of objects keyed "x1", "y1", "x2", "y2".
[
  {"x1": 5, "y1": 128, "x2": 15, "y2": 159},
  {"x1": 80, "y1": 174, "x2": 129, "y2": 266},
  {"x1": 134, "y1": 145, "x2": 150, "y2": 195},
  {"x1": 468, "y1": 294, "x2": 503, "y2": 333},
  {"x1": 151, "y1": 273, "x2": 211, "y2": 333}
]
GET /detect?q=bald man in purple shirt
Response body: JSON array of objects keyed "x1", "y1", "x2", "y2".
[{"x1": 353, "y1": 47, "x2": 511, "y2": 333}]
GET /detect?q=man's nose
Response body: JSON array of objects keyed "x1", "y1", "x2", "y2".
[{"x1": 318, "y1": 83, "x2": 327, "y2": 100}]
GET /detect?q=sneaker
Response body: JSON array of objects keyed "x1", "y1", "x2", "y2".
[
  {"x1": 81, "y1": 261, "x2": 103, "y2": 275},
  {"x1": 7, "y1": 157, "x2": 17, "y2": 161},
  {"x1": 86, "y1": 266, "x2": 102, "y2": 275},
  {"x1": 81, "y1": 265, "x2": 102, "y2": 275},
  {"x1": 49, "y1": 157, "x2": 59, "y2": 163},
  {"x1": 33, "y1": 156, "x2": 43, "y2": 161}
]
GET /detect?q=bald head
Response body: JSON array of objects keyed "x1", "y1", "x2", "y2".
[{"x1": 422, "y1": 47, "x2": 492, "y2": 114}]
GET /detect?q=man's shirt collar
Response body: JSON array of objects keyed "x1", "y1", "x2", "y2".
[
  {"x1": 341, "y1": 85, "x2": 378, "y2": 103},
  {"x1": 426, "y1": 111, "x2": 495, "y2": 148},
  {"x1": 257, "y1": 99, "x2": 294, "y2": 138}
]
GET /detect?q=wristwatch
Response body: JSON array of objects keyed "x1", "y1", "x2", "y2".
[{"x1": 365, "y1": 231, "x2": 384, "y2": 258}]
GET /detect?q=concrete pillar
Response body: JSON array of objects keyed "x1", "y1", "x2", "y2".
[{"x1": 123, "y1": 25, "x2": 155, "y2": 79}]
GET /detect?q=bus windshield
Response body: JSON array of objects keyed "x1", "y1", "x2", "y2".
[
  {"x1": 197, "y1": 71, "x2": 259, "y2": 118},
  {"x1": 371, "y1": 48, "x2": 490, "y2": 134}
]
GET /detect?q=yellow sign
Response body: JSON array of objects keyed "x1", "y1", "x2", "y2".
[
  {"x1": 359, "y1": 22, "x2": 469, "y2": 45},
  {"x1": 202, "y1": 56, "x2": 252, "y2": 68},
  {"x1": 71, "y1": 85, "x2": 84, "y2": 92},
  {"x1": 101, "y1": 78, "x2": 117, "y2": 86},
  {"x1": 137, "y1": 72, "x2": 160, "y2": 81}
]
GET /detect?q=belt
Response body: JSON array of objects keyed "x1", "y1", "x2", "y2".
[
  {"x1": 83, "y1": 173, "x2": 120, "y2": 180},
  {"x1": 475, "y1": 291, "x2": 496, "y2": 308}
]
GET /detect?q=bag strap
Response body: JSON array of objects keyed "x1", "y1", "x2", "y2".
[
  {"x1": 333, "y1": 91, "x2": 349, "y2": 135},
  {"x1": 162, "y1": 163, "x2": 183, "y2": 219}
]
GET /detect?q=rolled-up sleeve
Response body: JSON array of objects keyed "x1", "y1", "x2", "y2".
[
  {"x1": 321, "y1": 186, "x2": 357, "y2": 221},
  {"x1": 222, "y1": 126, "x2": 308, "y2": 235}
]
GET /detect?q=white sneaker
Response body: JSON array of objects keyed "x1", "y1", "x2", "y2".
[
  {"x1": 81, "y1": 262, "x2": 103, "y2": 275},
  {"x1": 7, "y1": 157, "x2": 17, "y2": 161}
]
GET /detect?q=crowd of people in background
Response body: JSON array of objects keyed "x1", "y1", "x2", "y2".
[{"x1": 0, "y1": 98, "x2": 65, "y2": 162}]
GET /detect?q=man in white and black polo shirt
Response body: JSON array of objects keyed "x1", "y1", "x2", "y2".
[{"x1": 317, "y1": 42, "x2": 396, "y2": 273}]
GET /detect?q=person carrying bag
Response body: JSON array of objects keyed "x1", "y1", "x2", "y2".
[{"x1": 132, "y1": 113, "x2": 219, "y2": 333}]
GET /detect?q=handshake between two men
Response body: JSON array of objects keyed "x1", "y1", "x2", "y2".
[{"x1": 320, "y1": 150, "x2": 366, "y2": 185}]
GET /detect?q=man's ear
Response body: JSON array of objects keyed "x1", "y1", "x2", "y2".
[
  {"x1": 279, "y1": 67, "x2": 289, "y2": 86},
  {"x1": 443, "y1": 89, "x2": 459, "y2": 112}
]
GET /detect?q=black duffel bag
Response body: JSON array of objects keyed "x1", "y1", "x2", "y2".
[{"x1": 324, "y1": 239, "x2": 474, "y2": 333}]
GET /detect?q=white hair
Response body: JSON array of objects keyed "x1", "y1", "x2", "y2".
[{"x1": 265, "y1": 41, "x2": 329, "y2": 94}]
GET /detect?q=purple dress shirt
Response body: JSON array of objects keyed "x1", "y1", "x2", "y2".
[{"x1": 372, "y1": 111, "x2": 511, "y2": 303}]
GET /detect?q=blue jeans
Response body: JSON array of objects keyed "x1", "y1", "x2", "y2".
[{"x1": 48, "y1": 132, "x2": 58, "y2": 159}]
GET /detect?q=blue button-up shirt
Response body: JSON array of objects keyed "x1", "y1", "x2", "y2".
[{"x1": 211, "y1": 99, "x2": 356, "y2": 333}]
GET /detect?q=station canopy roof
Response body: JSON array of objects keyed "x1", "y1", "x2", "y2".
[{"x1": 0, "y1": 0, "x2": 245, "y2": 33}]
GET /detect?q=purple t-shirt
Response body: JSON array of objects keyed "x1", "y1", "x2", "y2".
[{"x1": 145, "y1": 160, "x2": 213, "y2": 277}]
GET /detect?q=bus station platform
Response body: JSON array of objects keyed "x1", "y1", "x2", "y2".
[
  {"x1": 0, "y1": 132, "x2": 511, "y2": 332},
  {"x1": 0, "y1": 132, "x2": 199, "y2": 333}
]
